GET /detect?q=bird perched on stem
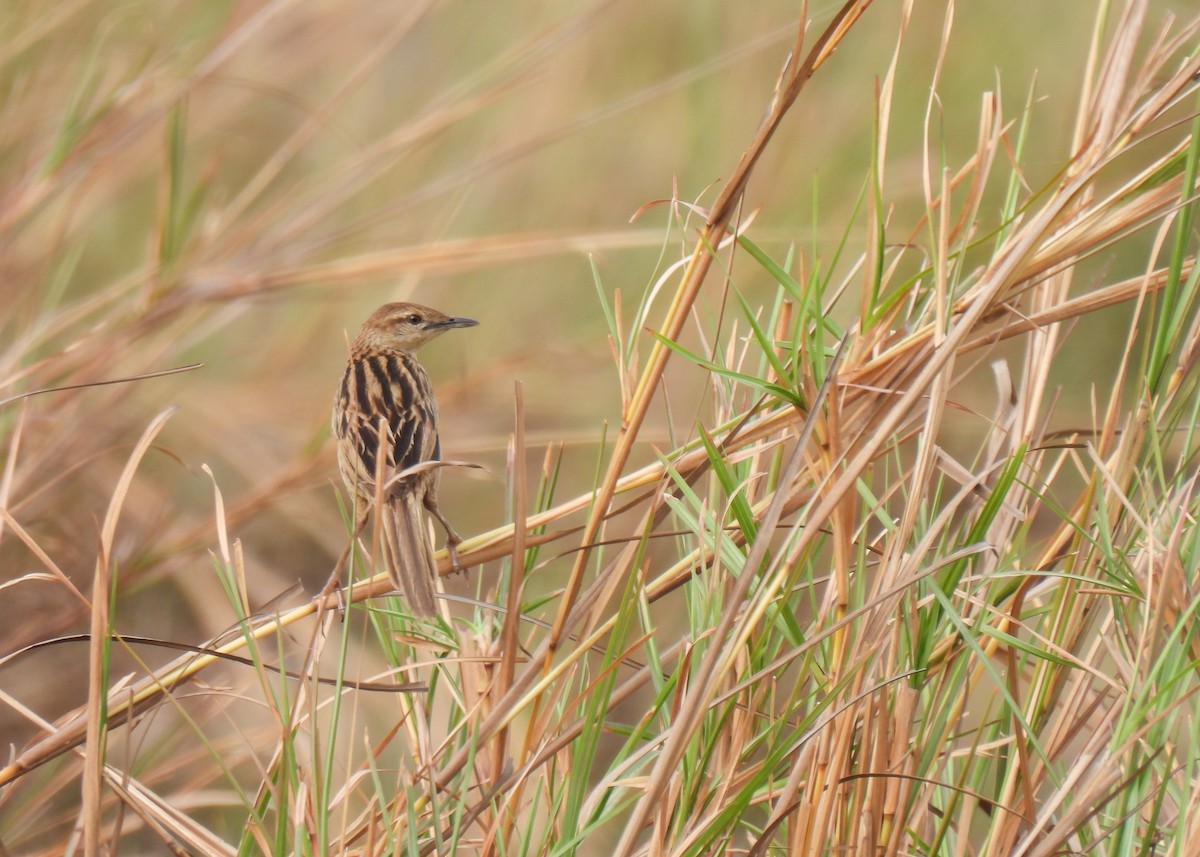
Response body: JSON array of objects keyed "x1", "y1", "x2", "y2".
[{"x1": 333, "y1": 302, "x2": 478, "y2": 618}]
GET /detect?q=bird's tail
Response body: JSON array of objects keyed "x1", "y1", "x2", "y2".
[{"x1": 381, "y1": 492, "x2": 440, "y2": 619}]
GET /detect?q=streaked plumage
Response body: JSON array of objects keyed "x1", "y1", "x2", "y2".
[{"x1": 333, "y1": 302, "x2": 477, "y2": 618}]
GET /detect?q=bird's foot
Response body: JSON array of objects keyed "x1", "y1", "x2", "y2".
[{"x1": 445, "y1": 535, "x2": 465, "y2": 575}]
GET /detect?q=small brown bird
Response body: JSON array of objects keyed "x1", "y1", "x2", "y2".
[{"x1": 333, "y1": 302, "x2": 478, "y2": 618}]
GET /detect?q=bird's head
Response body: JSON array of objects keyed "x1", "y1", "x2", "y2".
[{"x1": 354, "y1": 302, "x2": 479, "y2": 352}]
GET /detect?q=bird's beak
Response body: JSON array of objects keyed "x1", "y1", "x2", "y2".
[{"x1": 431, "y1": 316, "x2": 479, "y2": 330}]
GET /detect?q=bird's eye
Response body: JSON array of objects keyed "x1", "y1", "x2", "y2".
[{"x1": 407, "y1": 314, "x2": 422, "y2": 325}]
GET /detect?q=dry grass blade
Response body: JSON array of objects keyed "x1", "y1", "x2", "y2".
[
  {"x1": 0, "y1": 364, "x2": 203, "y2": 409},
  {"x1": 85, "y1": 406, "x2": 176, "y2": 856},
  {"x1": 4, "y1": 0, "x2": 1200, "y2": 853},
  {"x1": 613, "y1": 334, "x2": 850, "y2": 854},
  {"x1": 548, "y1": 0, "x2": 877, "y2": 650},
  {"x1": 105, "y1": 770, "x2": 236, "y2": 857},
  {"x1": 489, "y1": 381, "x2": 527, "y2": 827}
]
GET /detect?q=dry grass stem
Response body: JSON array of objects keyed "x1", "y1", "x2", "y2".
[{"x1": 3, "y1": 1, "x2": 1199, "y2": 854}]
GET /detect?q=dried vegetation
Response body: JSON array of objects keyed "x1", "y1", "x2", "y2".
[{"x1": 2, "y1": 1, "x2": 1200, "y2": 854}]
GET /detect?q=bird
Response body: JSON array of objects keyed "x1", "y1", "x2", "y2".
[{"x1": 332, "y1": 302, "x2": 478, "y2": 618}]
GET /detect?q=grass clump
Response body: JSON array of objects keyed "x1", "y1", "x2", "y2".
[{"x1": 2, "y1": 1, "x2": 1200, "y2": 855}]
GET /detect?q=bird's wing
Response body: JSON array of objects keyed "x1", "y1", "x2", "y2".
[{"x1": 337, "y1": 352, "x2": 440, "y2": 490}]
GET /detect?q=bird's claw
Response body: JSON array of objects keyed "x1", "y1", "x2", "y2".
[
  {"x1": 334, "y1": 581, "x2": 347, "y2": 620},
  {"x1": 446, "y1": 536, "x2": 465, "y2": 575}
]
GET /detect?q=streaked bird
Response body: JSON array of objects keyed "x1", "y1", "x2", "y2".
[{"x1": 333, "y1": 302, "x2": 477, "y2": 618}]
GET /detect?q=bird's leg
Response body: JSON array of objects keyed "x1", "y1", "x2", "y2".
[{"x1": 424, "y1": 492, "x2": 464, "y2": 573}]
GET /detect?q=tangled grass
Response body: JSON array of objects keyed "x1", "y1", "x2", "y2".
[{"x1": 2, "y1": 1, "x2": 1200, "y2": 854}]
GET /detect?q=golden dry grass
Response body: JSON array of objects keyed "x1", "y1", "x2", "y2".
[{"x1": 2, "y1": 0, "x2": 1200, "y2": 854}]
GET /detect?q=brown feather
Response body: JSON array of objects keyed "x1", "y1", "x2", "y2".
[
  {"x1": 332, "y1": 302, "x2": 477, "y2": 619},
  {"x1": 381, "y1": 492, "x2": 439, "y2": 618}
]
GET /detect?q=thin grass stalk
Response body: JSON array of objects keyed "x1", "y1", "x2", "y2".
[
  {"x1": 83, "y1": 407, "x2": 175, "y2": 855},
  {"x1": 612, "y1": 337, "x2": 846, "y2": 855},
  {"x1": 489, "y1": 381, "x2": 528, "y2": 853},
  {"x1": 5, "y1": 2, "x2": 1200, "y2": 851},
  {"x1": 548, "y1": 0, "x2": 875, "y2": 652}
]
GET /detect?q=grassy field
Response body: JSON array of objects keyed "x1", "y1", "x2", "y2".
[{"x1": 2, "y1": 0, "x2": 1200, "y2": 854}]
